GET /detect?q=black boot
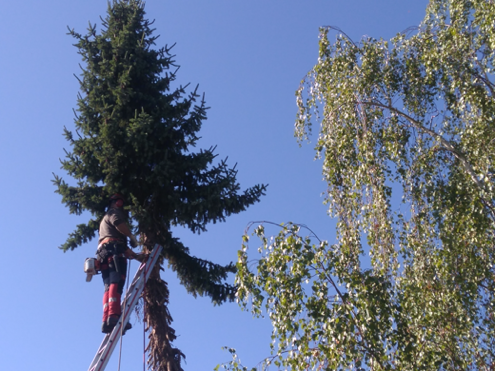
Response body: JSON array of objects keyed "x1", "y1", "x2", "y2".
[
  {"x1": 107, "y1": 316, "x2": 132, "y2": 334},
  {"x1": 122, "y1": 322, "x2": 132, "y2": 335},
  {"x1": 101, "y1": 322, "x2": 112, "y2": 334}
]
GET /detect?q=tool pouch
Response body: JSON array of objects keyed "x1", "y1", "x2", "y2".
[
  {"x1": 97, "y1": 242, "x2": 127, "y2": 273},
  {"x1": 96, "y1": 247, "x2": 110, "y2": 263},
  {"x1": 113, "y1": 254, "x2": 127, "y2": 273},
  {"x1": 97, "y1": 242, "x2": 125, "y2": 262}
]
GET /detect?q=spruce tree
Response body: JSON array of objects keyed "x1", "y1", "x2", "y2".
[{"x1": 54, "y1": 1, "x2": 266, "y2": 370}]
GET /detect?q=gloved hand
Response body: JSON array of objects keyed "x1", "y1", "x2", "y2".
[{"x1": 130, "y1": 235, "x2": 139, "y2": 248}]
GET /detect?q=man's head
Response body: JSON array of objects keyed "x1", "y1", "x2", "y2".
[{"x1": 109, "y1": 193, "x2": 125, "y2": 208}]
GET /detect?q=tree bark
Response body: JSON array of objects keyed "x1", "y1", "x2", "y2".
[{"x1": 142, "y1": 241, "x2": 185, "y2": 371}]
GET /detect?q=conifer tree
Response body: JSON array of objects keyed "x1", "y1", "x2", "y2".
[{"x1": 53, "y1": 1, "x2": 266, "y2": 370}]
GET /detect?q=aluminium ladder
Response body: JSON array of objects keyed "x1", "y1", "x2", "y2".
[{"x1": 88, "y1": 244, "x2": 163, "y2": 371}]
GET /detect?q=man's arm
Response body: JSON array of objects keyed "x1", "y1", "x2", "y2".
[
  {"x1": 115, "y1": 222, "x2": 147, "y2": 261},
  {"x1": 115, "y1": 221, "x2": 139, "y2": 247},
  {"x1": 114, "y1": 218, "x2": 148, "y2": 261},
  {"x1": 123, "y1": 247, "x2": 147, "y2": 261},
  {"x1": 115, "y1": 222, "x2": 134, "y2": 240}
]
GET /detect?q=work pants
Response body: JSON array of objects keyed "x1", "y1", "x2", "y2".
[{"x1": 101, "y1": 254, "x2": 127, "y2": 324}]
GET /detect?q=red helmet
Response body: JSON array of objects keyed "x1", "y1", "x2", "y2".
[{"x1": 109, "y1": 193, "x2": 125, "y2": 207}]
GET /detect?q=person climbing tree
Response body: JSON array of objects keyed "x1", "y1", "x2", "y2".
[
  {"x1": 53, "y1": 1, "x2": 266, "y2": 370},
  {"x1": 97, "y1": 193, "x2": 146, "y2": 334}
]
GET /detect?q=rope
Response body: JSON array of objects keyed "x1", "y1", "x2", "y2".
[
  {"x1": 142, "y1": 247, "x2": 154, "y2": 371},
  {"x1": 143, "y1": 287, "x2": 146, "y2": 371},
  {"x1": 142, "y1": 248, "x2": 152, "y2": 371},
  {"x1": 114, "y1": 247, "x2": 153, "y2": 371},
  {"x1": 117, "y1": 258, "x2": 132, "y2": 371}
]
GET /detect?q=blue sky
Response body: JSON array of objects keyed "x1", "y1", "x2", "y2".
[{"x1": 0, "y1": 1, "x2": 428, "y2": 370}]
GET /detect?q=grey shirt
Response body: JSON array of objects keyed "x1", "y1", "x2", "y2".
[{"x1": 98, "y1": 207, "x2": 127, "y2": 244}]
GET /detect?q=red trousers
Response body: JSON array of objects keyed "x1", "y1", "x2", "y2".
[
  {"x1": 102, "y1": 283, "x2": 125, "y2": 322},
  {"x1": 101, "y1": 257, "x2": 127, "y2": 323}
]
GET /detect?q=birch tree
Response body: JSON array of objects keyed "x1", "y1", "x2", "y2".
[{"x1": 225, "y1": 1, "x2": 495, "y2": 369}]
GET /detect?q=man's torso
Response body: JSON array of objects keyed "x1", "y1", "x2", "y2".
[{"x1": 98, "y1": 208, "x2": 126, "y2": 244}]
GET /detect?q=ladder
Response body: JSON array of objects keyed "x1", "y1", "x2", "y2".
[{"x1": 88, "y1": 244, "x2": 163, "y2": 371}]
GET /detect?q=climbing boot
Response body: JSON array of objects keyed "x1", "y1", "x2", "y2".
[
  {"x1": 107, "y1": 315, "x2": 132, "y2": 334},
  {"x1": 122, "y1": 322, "x2": 132, "y2": 335},
  {"x1": 107, "y1": 315, "x2": 119, "y2": 328},
  {"x1": 101, "y1": 322, "x2": 112, "y2": 334}
]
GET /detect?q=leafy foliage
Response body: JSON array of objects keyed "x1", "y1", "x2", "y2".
[
  {"x1": 220, "y1": 0, "x2": 495, "y2": 370},
  {"x1": 54, "y1": 1, "x2": 266, "y2": 370}
]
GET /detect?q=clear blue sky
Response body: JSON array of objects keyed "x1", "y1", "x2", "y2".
[{"x1": 0, "y1": 1, "x2": 428, "y2": 370}]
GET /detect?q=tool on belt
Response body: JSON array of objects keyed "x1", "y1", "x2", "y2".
[{"x1": 84, "y1": 239, "x2": 127, "y2": 282}]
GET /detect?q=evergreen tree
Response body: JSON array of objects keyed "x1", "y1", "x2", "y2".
[{"x1": 53, "y1": 1, "x2": 266, "y2": 370}]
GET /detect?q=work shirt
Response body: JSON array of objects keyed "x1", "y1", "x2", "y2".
[{"x1": 98, "y1": 207, "x2": 127, "y2": 244}]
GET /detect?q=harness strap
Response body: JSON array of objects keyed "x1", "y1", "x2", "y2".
[
  {"x1": 98, "y1": 237, "x2": 124, "y2": 249},
  {"x1": 96, "y1": 241, "x2": 126, "y2": 265}
]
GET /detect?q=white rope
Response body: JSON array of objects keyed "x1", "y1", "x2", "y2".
[{"x1": 143, "y1": 289, "x2": 146, "y2": 371}]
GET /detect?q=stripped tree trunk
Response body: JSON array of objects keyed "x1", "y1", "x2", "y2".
[{"x1": 142, "y1": 238, "x2": 185, "y2": 371}]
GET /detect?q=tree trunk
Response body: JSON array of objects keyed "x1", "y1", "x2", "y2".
[{"x1": 142, "y1": 242, "x2": 185, "y2": 371}]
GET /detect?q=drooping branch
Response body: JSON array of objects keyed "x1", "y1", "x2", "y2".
[{"x1": 359, "y1": 98, "x2": 495, "y2": 220}]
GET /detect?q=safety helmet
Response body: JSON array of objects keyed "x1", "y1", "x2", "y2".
[{"x1": 109, "y1": 193, "x2": 125, "y2": 208}]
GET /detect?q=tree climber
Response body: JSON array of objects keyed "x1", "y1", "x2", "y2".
[{"x1": 97, "y1": 193, "x2": 146, "y2": 333}]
